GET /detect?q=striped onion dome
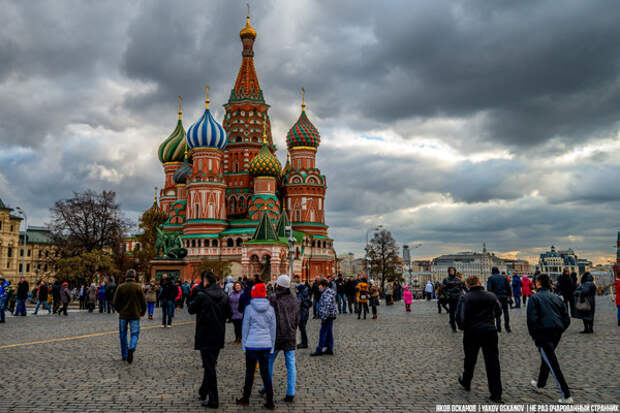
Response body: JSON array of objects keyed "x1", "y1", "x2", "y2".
[
  {"x1": 173, "y1": 159, "x2": 192, "y2": 185},
  {"x1": 286, "y1": 110, "x2": 320, "y2": 149},
  {"x1": 249, "y1": 143, "x2": 281, "y2": 178},
  {"x1": 158, "y1": 119, "x2": 187, "y2": 163},
  {"x1": 187, "y1": 108, "x2": 228, "y2": 150}
]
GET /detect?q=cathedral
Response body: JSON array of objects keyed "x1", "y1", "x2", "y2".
[{"x1": 151, "y1": 12, "x2": 335, "y2": 282}]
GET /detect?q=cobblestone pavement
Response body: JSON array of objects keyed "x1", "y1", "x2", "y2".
[{"x1": 0, "y1": 297, "x2": 618, "y2": 412}]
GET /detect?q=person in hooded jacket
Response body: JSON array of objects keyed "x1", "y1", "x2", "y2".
[
  {"x1": 511, "y1": 275, "x2": 522, "y2": 309},
  {"x1": 403, "y1": 285, "x2": 413, "y2": 312},
  {"x1": 486, "y1": 267, "x2": 512, "y2": 333},
  {"x1": 296, "y1": 282, "x2": 312, "y2": 349},
  {"x1": 105, "y1": 280, "x2": 117, "y2": 314},
  {"x1": 59, "y1": 282, "x2": 72, "y2": 316},
  {"x1": 34, "y1": 281, "x2": 52, "y2": 315},
  {"x1": 223, "y1": 276, "x2": 234, "y2": 295},
  {"x1": 557, "y1": 268, "x2": 576, "y2": 316},
  {"x1": 229, "y1": 281, "x2": 244, "y2": 343},
  {"x1": 521, "y1": 275, "x2": 533, "y2": 306},
  {"x1": 236, "y1": 282, "x2": 276, "y2": 410},
  {"x1": 0, "y1": 278, "x2": 9, "y2": 323},
  {"x1": 188, "y1": 271, "x2": 231, "y2": 409},
  {"x1": 442, "y1": 267, "x2": 465, "y2": 332},
  {"x1": 145, "y1": 283, "x2": 157, "y2": 320},
  {"x1": 87, "y1": 283, "x2": 97, "y2": 312},
  {"x1": 614, "y1": 273, "x2": 620, "y2": 327},
  {"x1": 97, "y1": 283, "x2": 107, "y2": 313},
  {"x1": 573, "y1": 272, "x2": 596, "y2": 334},
  {"x1": 311, "y1": 279, "x2": 338, "y2": 356},
  {"x1": 527, "y1": 273, "x2": 572, "y2": 404},
  {"x1": 14, "y1": 276, "x2": 29, "y2": 316},
  {"x1": 356, "y1": 278, "x2": 370, "y2": 320}
]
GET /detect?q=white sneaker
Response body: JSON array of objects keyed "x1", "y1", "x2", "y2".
[
  {"x1": 558, "y1": 397, "x2": 574, "y2": 404},
  {"x1": 161, "y1": 325, "x2": 166, "y2": 328},
  {"x1": 530, "y1": 380, "x2": 541, "y2": 392}
]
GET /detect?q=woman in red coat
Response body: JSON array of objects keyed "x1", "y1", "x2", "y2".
[{"x1": 521, "y1": 275, "x2": 533, "y2": 306}]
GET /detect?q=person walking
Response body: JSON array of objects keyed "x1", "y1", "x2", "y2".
[
  {"x1": 229, "y1": 281, "x2": 244, "y2": 344},
  {"x1": 188, "y1": 271, "x2": 231, "y2": 409},
  {"x1": 335, "y1": 274, "x2": 347, "y2": 314},
  {"x1": 87, "y1": 283, "x2": 97, "y2": 312},
  {"x1": 106, "y1": 279, "x2": 117, "y2": 314},
  {"x1": 34, "y1": 281, "x2": 52, "y2": 315},
  {"x1": 51, "y1": 281, "x2": 61, "y2": 314},
  {"x1": 573, "y1": 272, "x2": 596, "y2": 334},
  {"x1": 521, "y1": 275, "x2": 533, "y2": 306},
  {"x1": 442, "y1": 267, "x2": 465, "y2": 332},
  {"x1": 261, "y1": 275, "x2": 299, "y2": 403},
  {"x1": 403, "y1": 285, "x2": 413, "y2": 312},
  {"x1": 511, "y1": 275, "x2": 522, "y2": 309},
  {"x1": 78, "y1": 285, "x2": 86, "y2": 310},
  {"x1": 435, "y1": 281, "x2": 448, "y2": 313},
  {"x1": 296, "y1": 282, "x2": 312, "y2": 349},
  {"x1": 180, "y1": 280, "x2": 190, "y2": 309},
  {"x1": 615, "y1": 273, "x2": 620, "y2": 327},
  {"x1": 527, "y1": 273, "x2": 572, "y2": 404},
  {"x1": 145, "y1": 283, "x2": 157, "y2": 320},
  {"x1": 0, "y1": 277, "x2": 9, "y2": 323},
  {"x1": 345, "y1": 276, "x2": 357, "y2": 315},
  {"x1": 369, "y1": 280, "x2": 380, "y2": 319},
  {"x1": 236, "y1": 282, "x2": 276, "y2": 410},
  {"x1": 14, "y1": 276, "x2": 29, "y2": 316},
  {"x1": 356, "y1": 278, "x2": 370, "y2": 320},
  {"x1": 558, "y1": 268, "x2": 576, "y2": 316},
  {"x1": 311, "y1": 279, "x2": 338, "y2": 356},
  {"x1": 59, "y1": 282, "x2": 71, "y2": 316},
  {"x1": 311, "y1": 278, "x2": 321, "y2": 319},
  {"x1": 424, "y1": 280, "x2": 434, "y2": 300},
  {"x1": 223, "y1": 276, "x2": 234, "y2": 296},
  {"x1": 97, "y1": 283, "x2": 107, "y2": 313},
  {"x1": 383, "y1": 280, "x2": 394, "y2": 305},
  {"x1": 456, "y1": 275, "x2": 503, "y2": 404},
  {"x1": 160, "y1": 274, "x2": 177, "y2": 327},
  {"x1": 112, "y1": 269, "x2": 146, "y2": 364},
  {"x1": 487, "y1": 267, "x2": 512, "y2": 333}
]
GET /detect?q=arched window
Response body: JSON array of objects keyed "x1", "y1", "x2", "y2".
[
  {"x1": 239, "y1": 197, "x2": 244, "y2": 210},
  {"x1": 234, "y1": 162, "x2": 239, "y2": 172},
  {"x1": 230, "y1": 197, "x2": 236, "y2": 213},
  {"x1": 227, "y1": 238, "x2": 234, "y2": 247},
  {"x1": 204, "y1": 239, "x2": 210, "y2": 247},
  {"x1": 236, "y1": 136, "x2": 242, "y2": 143},
  {"x1": 195, "y1": 204, "x2": 200, "y2": 218},
  {"x1": 191, "y1": 240, "x2": 196, "y2": 248},
  {"x1": 212, "y1": 239, "x2": 218, "y2": 247},
  {"x1": 236, "y1": 238, "x2": 243, "y2": 247},
  {"x1": 312, "y1": 240, "x2": 316, "y2": 248},
  {"x1": 296, "y1": 210, "x2": 301, "y2": 221}
]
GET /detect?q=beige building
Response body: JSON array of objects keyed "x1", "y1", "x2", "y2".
[
  {"x1": 0, "y1": 198, "x2": 23, "y2": 282},
  {"x1": 431, "y1": 245, "x2": 507, "y2": 284}
]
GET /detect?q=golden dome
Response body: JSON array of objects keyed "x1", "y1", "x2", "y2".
[{"x1": 240, "y1": 15, "x2": 256, "y2": 39}]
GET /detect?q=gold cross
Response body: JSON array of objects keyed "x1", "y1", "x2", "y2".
[
  {"x1": 178, "y1": 96, "x2": 182, "y2": 119},
  {"x1": 301, "y1": 87, "x2": 306, "y2": 110},
  {"x1": 205, "y1": 84, "x2": 210, "y2": 109}
]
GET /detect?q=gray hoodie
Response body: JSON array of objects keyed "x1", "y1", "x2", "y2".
[{"x1": 242, "y1": 297, "x2": 276, "y2": 353}]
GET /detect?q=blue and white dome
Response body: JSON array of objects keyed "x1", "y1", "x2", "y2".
[{"x1": 187, "y1": 108, "x2": 227, "y2": 150}]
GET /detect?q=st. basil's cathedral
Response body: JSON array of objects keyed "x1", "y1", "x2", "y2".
[{"x1": 151, "y1": 12, "x2": 336, "y2": 282}]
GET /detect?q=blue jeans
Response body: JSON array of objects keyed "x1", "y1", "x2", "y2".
[
  {"x1": 315, "y1": 319, "x2": 334, "y2": 353},
  {"x1": 262, "y1": 350, "x2": 296, "y2": 397},
  {"x1": 0, "y1": 298, "x2": 5, "y2": 322},
  {"x1": 161, "y1": 300, "x2": 174, "y2": 325},
  {"x1": 15, "y1": 299, "x2": 26, "y2": 316},
  {"x1": 337, "y1": 293, "x2": 347, "y2": 313},
  {"x1": 617, "y1": 306, "x2": 620, "y2": 321},
  {"x1": 119, "y1": 319, "x2": 140, "y2": 359},
  {"x1": 34, "y1": 300, "x2": 51, "y2": 314},
  {"x1": 98, "y1": 299, "x2": 106, "y2": 313},
  {"x1": 147, "y1": 302, "x2": 155, "y2": 316}
]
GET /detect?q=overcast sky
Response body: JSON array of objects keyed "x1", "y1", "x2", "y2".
[{"x1": 1, "y1": 0, "x2": 620, "y2": 265}]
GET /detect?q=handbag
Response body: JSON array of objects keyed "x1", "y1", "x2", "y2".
[
  {"x1": 575, "y1": 296, "x2": 591, "y2": 312},
  {"x1": 359, "y1": 292, "x2": 368, "y2": 301}
]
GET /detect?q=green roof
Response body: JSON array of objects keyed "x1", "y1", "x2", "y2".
[
  {"x1": 20, "y1": 227, "x2": 53, "y2": 244},
  {"x1": 247, "y1": 212, "x2": 279, "y2": 244},
  {"x1": 220, "y1": 228, "x2": 256, "y2": 235},
  {"x1": 181, "y1": 234, "x2": 220, "y2": 239},
  {"x1": 275, "y1": 210, "x2": 290, "y2": 238}
]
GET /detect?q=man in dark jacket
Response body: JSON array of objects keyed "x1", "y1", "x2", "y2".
[
  {"x1": 112, "y1": 269, "x2": 146, "y2": 364},
  {"x1": 52, "y1": 280, "x2": 61, "y2": 314},
  {"x1": 159, "y1": 274, "x2": 177, "y2": 327},
  {"x1": 442, "y1": 267, "x2": 465, "y2": 332},
  {"x1": 456, "y1": 275, "x2": 503, "y2": 403},
  {"x1": 188, "y1": 271, "x2": 231, "y2": 409},
  {"x1": 486, "y1": 267, "x2": 512, "y2": 333},
  {"x1": 335, "y1": 274, "x2": 347, "y2": 314},
  {"x1": 15, "y1": 276, "x2": 29, "y2": 316},
  {"x1": 527, "y1": 273, "x2": 572, "y2": 404},
  {"x1": 263, "y1": 275, "x2": 300, "y2": 403},
  {"x1": 557, "y1": 268, "x2": 575, "y2": 316},
  {"x1": 34, "y1": 281, "x2": 51, "y2": 315},
  {"x1": 296, "y1": 282, "x2": 312, "y2": 349},
  {"x1": 344, "y1": 276, "x2": 357, "y2": 314},
  {"x1": 59, "y1": 282, "x2": 72, "y2": 316},
  {"x1": 311, "y1": 278, "x2": 321, "y2": 318},
  {"x1": 105, "y1": 280, "x2": 117, "y2": 314}
]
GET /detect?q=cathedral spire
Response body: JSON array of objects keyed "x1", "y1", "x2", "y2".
[{"x1": 231, "y1": 8, "x2": 262, "y2": 102}]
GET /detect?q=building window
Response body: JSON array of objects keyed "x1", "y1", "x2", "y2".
[
  {"x1": 239, "y1": 197, "x2": 244, "y2": 210},
  {"x1": 20, "y1": 249, "x2": 24, "y2": 257},
  {"x1": 19, "y1": 263, "x2": 22, "y2": 273},
  {"x1": 296, "y1": 210, "x2": 301, "y2": 221},
  {"x1": 26, "y1": 264, "x2": 30, "y2": 273},
  {"x1": 7, "y1": 247, "x2": 12, "y2": 258},
  {"x1": 10, "y1": 224, "x2": 14, "y2": 232},
  {"x1": 191, "y1": 240, "x2": 196, "y2": 248},
  {"x1": 195, "y1": 204, "x2": 200, "y2": 218},
  {"x1": 230, "y1": 197, "x2": 236, "y2": 213},
  {"x1": 212, "y1": 239, "x2": 218, "y2": 247},
  {"x1": 236, "y1": 238, "x2": 243, "y2": 247},
  {"x1": 44, "y1": 264, "x2": 48, "y2": 271},
  {"x1": 6, "y1": 262, "x2": 9, "y2": 269},
  {"x1": 27, "y1": 249, "x2": 31, "y2": 257},
  {"x1": 227, "y1": 238, "x2": 234, "y2": 247}
]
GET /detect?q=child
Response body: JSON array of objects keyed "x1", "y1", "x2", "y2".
[{"x1": 403, "y1": 285, "x2": 413, "y2": 312}]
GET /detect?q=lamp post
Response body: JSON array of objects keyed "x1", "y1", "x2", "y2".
[
  {"x1": 287, "y1": 224, "x2": 295, "y2": 280},
  {"x1": 16, "y1": 207, "x2": 27, "y2": 278},
  {"x1": 365, "y1": 224, "x2": 383, "y2": 281}
]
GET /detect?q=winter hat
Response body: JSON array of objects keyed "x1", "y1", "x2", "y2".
[
  {"x1": 404, "y1": 285, "x2": 409, "y2": 290},
  {"x1": 251, "y1": 283, "x2": 266, "y2": 299},
  {"x1": 62, "y1": 282, "x2": 68, "y2": 287},
  {"x1": 277, "y1": 274, "x2": 290, "y2": 289}
]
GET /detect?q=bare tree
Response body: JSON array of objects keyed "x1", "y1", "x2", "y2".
[{"x1": 366, "y1": 229, "x2": 401, "y2": 290}]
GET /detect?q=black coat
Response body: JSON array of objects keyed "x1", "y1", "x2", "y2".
[
  {"x1": 442, "y1": 275, "x2": 464, "y2": 301},
  {"x1": 344, "y1": 279, "x2": 357, "y2": 297},
  {"x1": 573, "y1": 274, "x2": 596, "y2": 321},
  {"x1": 160, "y1": 279, "x2": 178, "y2": 302},
  {"x1": 526, "y1": 289, "x2": 570, "y2": 339},
  {"x1": 188, "y1": 284, "x2": 231, "y2": 350},
  {"x1": 269, "y1": 288, "x2": 300, "y2": 351},
  {"x1": 38, "y1": 285, "x2": 48, "y2": 302},
  {"x1": 456, "y1": 286, "x2": 501, "y2": 333},
  {"x1": 557, "y1": 274, "x2": 575, "y2": 296},
  {"x1": 296, "y1": 284, "x2": 312, "y2": 321},
  {"x1": 486, "y1": 274, "x2": 511, "y2": 298},
  {"x1": 16, "y1": 280, "x2": 29, "y2": 300}
]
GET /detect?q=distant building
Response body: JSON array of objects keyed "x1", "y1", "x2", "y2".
[
  {"x1": 412, "y1": 260, "x2": 431, "y2": 272},
  {"x1": 537, "y1": 246, "x2": 591, "y2": 279},
  {"x1": 19, "y1": 227, "x2": 57, "y2": 283},
  {"x1": 502, "y1": 259, "x2": 530, "y2": 275},
  {"x1": 339, "y1": 253, "x2": 366, "y2": 276},
  {"x1": 431, "y1": 244, "x2": 506, "y2": 283},
  {"x1": 0, "y1": 198, "x2": 23, "y2": 282}
]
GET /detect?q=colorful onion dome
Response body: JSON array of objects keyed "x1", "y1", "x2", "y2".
[
  {"x1": 249, "y1": 143, "x2": 281, "y2": 178},
  {"x1": 282, "y1": 153, "x2": 291, "y2": 175},
  {"x1": 158, "y1": 120, "x2": 186, "y2": 164},
  {"x1": 187, "y1": 86, "x2": 228, "y2": 150},
  {"x1": 286, "y1": 90, "x2": 320, "y2": 149},
  {"x1": 173, "y1": 149, "x2": 192, "y2": 185},
  {"x1": 240, "y1": 12, "x2": 256, "y2": 40}
]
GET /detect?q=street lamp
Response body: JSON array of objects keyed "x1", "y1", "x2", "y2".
[
  {"x1": 287, "y1": 223, "x2": 295, "y2": 281},
  {"x1": 15, "y1": 206, "x2": 27, "y2": 278},
  {"x1": 365, "y1": 224, "x2": 383, "y2": 281}
]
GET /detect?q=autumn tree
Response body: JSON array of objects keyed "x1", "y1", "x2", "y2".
[
  {"x1": 54, "y1": 250, "x2": 119, "y2": 285},
  {"x1": 134, "y1": 203, "x2": 168, "y2": 281},
  {"x1": 366, "y1": 228, "x2": 401, "y2": 290},
  {"x1": 197, "y1": 258, "x2": 232, "y2": 281}
]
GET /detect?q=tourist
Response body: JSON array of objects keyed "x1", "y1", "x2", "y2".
[
  {"x1": 573, "y1": 272, "x2": 596, "y2": 334},
  {"x1": 435, "y1": 281, "x2": 448, "y2": 313},
  {"x1": 238, "y1": 277, "x2": 255, "y2": 315},
  {"x1": 87, "y1": 283, "x2": 97, "y2": 312},
  {"x1": 486, "y1": 267, "x2": 512, "y2": 333},
  {"x1": 344, "y1": 275, "x2": 357, "y2": 314},
  {"x1": 223, "y1": 276, "x2": 234, "y2": 295},
  {"x1": 424, "y1": 280, "x2": 434, "y2": 300},
  {"x1": 369, "y1": 280, "x2": 379, "y2": 319},
  {"x1": 383, "y1": 279, "x2": 393, "y2": 305},
  {"x1": 78, "y1": 285, "x2": 86, "y2": 310},
  {"x1": 229, "y1": 281, "x2": 244, "y2": 344},
  {"x1": 97, "y1": 282, "x2": 107, "y2": 313},
  {"x1": 521, "y1": 274, "x2": 533, "y2": 305},
  {"x1": 526, "y1": 273, "x2": 572, "y2": 404},
  {"x1": 311, "y1": 279, "x2": 338, "y2": 356},
  {"x1": 311, "y1": 277, "x2": 321, "y2": 319},
  {"x1": 14, "y1": 276, "x2": 29, "y2": 316},
  {"x1": 160, "y1": 274, "x2": 177, "y2": 328},
  {"x1": 456, "y1": 275, "x2": 503, "y2": 404},
  {"x1": 112, "y1": 269, "x2": 146, "y2": 364},
  {"x1": 145, "y1": 283, "x2": 157, "y2": 320},
  {"x1": 296, "y1": 282, "x2": 312, "y2": 349},
  {"x1": 236, "y1": 282, "x2": 276, "y2": 410},
  {"x1": 261, "y1": 275, "x2": 299, "y2": 403},
  {"x1": 106, "y1": 279, "x2": 117, "y2": 314},
  {"x1": 180, "y1": 280, "x2": 190, "y2": 309},
  {"x1": 558, "y1": 268, "x2": 576, "y2": 316},
  {"x1": 403, "y1": 285, "x2": 413, "y2": 312},
  {"x1": 0, "y1": 277, "x2": 8, "y2": 323},
  {"x1": 335, "y1": 273, "x2": 347, "y2": 314},
  {"x1": 442, "y1": 267, "x2": 465, "y2": 332},
  {"x1": 188, "y1": 271, "x2": 231, "y2": 409},
  {"x1": 356, "y1": 277, "x2": 370, "y2": 320},
  {"x1": 34, "y1": 281, "x2": 51, "y2": 315},
  {"x1": 615, "y1": 273, "x2": 620, "y2": 327},
  {"x1": 511, "y1": 275, "x2": 522, "y2": 309},
  {"x1": 52, "y1": 280, "x2": 61, "y2": 314},
  {"x1": 59, "y1": 282, "x2": 71, "y2": 316}
]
